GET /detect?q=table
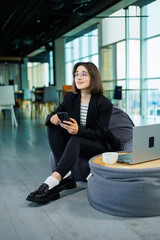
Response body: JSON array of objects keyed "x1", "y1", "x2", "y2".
[
  {"x1": 93, "y1": 153, "x2": 160, "y2": 169},
  {"x1": 14, "y1": 90, "x2": 23, "y2": 94},
  {"x1": 87, "y1": 154, "x2": 160, "y2": 217},
  {"x1": 32, "y1": 90, "x2": 44, "y2": 99}
]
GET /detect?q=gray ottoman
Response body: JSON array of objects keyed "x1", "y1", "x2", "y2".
[{"x1": 87, "y1": 155, "x2": 160, "y2": 217}]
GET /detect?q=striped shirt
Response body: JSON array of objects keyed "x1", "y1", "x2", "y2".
[{"x1": 80, "y1": 103, "x2": 89, "y2": 127}]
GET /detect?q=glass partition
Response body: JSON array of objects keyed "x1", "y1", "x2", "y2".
[{"x1": 65, "y1": 26, "x2": 99, "y2": 85}]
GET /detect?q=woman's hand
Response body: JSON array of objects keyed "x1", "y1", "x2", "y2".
[
  {"x1": 50, "y1": 114, "x2": 61, "y2": 125},
  {"x1": 61, "y1": 118, "x2": 79, "y2": 135}
]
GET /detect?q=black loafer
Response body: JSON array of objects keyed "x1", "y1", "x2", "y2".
[
  {"x1": 26, "y1": 174, "x2": 76, "y2": 204},
  {"x1": 56, "y1": 174, "x2": 76, "y2": 192},
  {"x1": 26, "y1": 183, "x2": 60, "y2": 204}
]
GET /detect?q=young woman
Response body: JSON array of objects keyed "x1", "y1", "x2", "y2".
[{"x1": 26, "y1": 62, "x2": 120, "y2": 204}]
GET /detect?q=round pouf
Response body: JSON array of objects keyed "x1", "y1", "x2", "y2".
[{"x1": 87, "y1": 155, "x2": 160, "y2": 217}]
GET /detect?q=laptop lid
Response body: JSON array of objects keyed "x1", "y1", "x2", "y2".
[{"x1": 132, "y1": 123, "x2": 160, "y2": 164}]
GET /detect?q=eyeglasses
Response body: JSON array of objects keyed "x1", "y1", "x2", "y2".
[{"x1": 74, "y1": 73, "x2": 88, "y2": 78}]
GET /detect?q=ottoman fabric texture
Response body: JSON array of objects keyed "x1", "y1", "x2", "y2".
[{"x1": 87, "y1": 157, "x2": 160, "y2": 217}]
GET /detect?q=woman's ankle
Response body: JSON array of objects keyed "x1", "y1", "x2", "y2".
[
  {"x1": 51, "y1": 171, "x2": 62, "y2": 181},
  {"x1": 44, "y1": 176, "x2": 59, "y2": 190}
]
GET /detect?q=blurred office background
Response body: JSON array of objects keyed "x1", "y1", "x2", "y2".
[
  {"x1": 1, "y1": 1, "x2": 160, "y2": 239},
  {"x1": 0, "y1": 0, "x2": 160, "y2": 124}
]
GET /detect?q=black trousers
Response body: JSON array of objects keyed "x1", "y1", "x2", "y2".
[{"x1": 47, "y1": 125, "x2": 108, "y2": 178}]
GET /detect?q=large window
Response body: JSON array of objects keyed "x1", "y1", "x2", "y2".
[
  {"x1": 144, "y1": 0, "x2": 160, "y2": 118},
  {"x1": 65, "y1": 26, "x2": 99, "y2": 85},
  {"x1": 147, "y1": 37, "x2": 160, "y2": 78},
  {"x1": 117, "y1": 41, "x2": 125, "y2": 80},
  {"x1": 101, "y1": 2, "x2": 160, "y2": 118},
  {"x1": 0, "y1": 63, "x2": 20, "y2": 87},
  {"x1": 28, "y1": 50, "x2": 54, "y2": 89},
  {"x1": 28, "y1": 62, "x2": 49, "y2": 89},
  {"x1": 102, "y1": 7, "x2": 141, "y2": 114},
  {"x1": 129, "y1": 40, "x2": 140, "y2": 80},
  {"x1": 147, "y1": 0, "x2": 160, "y2": 37}
]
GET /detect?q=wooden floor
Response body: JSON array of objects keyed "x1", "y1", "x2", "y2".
[{"x1": 1, "y1": 112, "x2": 160, "y2": 240}]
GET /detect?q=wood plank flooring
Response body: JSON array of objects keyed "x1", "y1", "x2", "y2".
[{"x1": 1, "y1": 114, "x2": 160, "y2": 240}]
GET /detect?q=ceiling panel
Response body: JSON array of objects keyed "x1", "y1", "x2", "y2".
[
  {"x1": 0, "y1": 0, "x2": 121, "y2": 57},
  {"x1": 0, "y1": 0, "x2": 155, "y2": 57}
]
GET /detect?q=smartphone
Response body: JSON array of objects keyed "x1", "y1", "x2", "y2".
[{"x1": 57, "y1": 112, "x2": 71, "y2": 122}]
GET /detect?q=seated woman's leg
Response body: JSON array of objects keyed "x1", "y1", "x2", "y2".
[
  {"x1": 49, "y1": 152, "x2": 56, "y2": 172},
  {"x1": 26, "y1": 127, "x2": 75, "y2": 204},
  {"x1": 47, "y1": 125, "x2": 70, "y2": 164},
  {"x1": 55, "y1": 136, "x2": 107, "y2": 178},
  {"x1": 26, "y1": 135, "x2": 107, "y2": 204}
]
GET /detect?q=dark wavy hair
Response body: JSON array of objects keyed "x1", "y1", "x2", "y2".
[{"x1": 72, "y1": 62, "x2": 104, "y2": 95}]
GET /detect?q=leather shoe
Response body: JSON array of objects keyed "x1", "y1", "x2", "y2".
[
  {"x1": 26, "y1": 183, "x2": 60, "y2": 204},
  {"x1": 26, "y1": 174, "x2": 76, "y2": 204},
  {"x1": 56, "y1": 174, "x2": 76, "y2": 192}
]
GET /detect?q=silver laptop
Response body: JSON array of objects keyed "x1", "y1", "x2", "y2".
[{"x1": 118, "y1": 123, "x2": 160, "y2": 164}]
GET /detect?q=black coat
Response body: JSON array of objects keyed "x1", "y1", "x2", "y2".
[{"x1": 45, "y1": 92, "x2": 120, "y2": 149}]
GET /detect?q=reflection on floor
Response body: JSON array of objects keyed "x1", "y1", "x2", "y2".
[{"x1": 0, "y1": 110, "x2": 160, "y2": 240}]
